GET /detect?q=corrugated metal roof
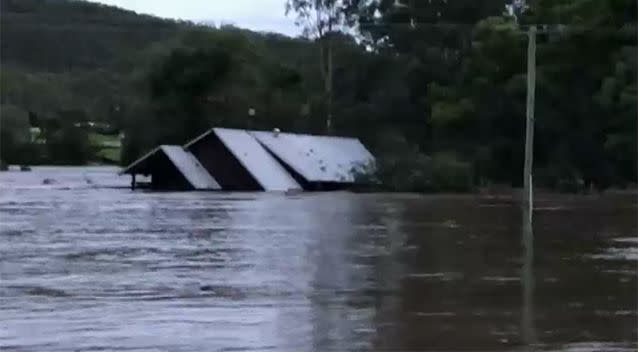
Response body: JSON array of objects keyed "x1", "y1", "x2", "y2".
[
  {"x1": 119, "y1": 145, "x2": 221, "y2": 190},
  {"x1": 160, "y1": 146, "x2": 221, "y2": 190},
  {"x1": 213, "y1": 128, "x2": 301, "y2": 191},
  {"x1": 183, "y1": 127, "x2": 215, "y2": 148},
  {"x1": 250, "y1": 131, "x2": 375, "y2": 183}
]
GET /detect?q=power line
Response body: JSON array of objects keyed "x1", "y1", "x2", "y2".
[{"x1": 355, "y1": 21, "x2": 636, "y2": 35}]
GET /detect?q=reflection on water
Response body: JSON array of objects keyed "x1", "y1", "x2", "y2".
[
  {"x1": 1, "y1": 167, "x2": 636, "y2": 351},
  {"x1": 521, "y1": 217, "x2": 536, "y2": 347}
]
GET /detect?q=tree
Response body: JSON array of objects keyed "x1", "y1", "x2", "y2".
[
  {"x1": 44, "y1": 124, "x2": 93, "y2": 165},
  {"x1": 121, "y1": 27, "x2": 313, "y2": 161},
  {"x1": 0, "y1": 104, "x2": 31, "y2": 163},
  {"x1": 286, "y1": 0, "x2": 361, "y2": 132},
  {"x1": 148, "y1": 46, "x2": 232, "y2": 143},
  {"x1": 505, "y1": 0, "x2": 637, "y2": 188}
]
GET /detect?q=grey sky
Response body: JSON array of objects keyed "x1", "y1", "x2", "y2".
[{"x1": 89, "y1": 0, "x2": 300, "y2": 35}]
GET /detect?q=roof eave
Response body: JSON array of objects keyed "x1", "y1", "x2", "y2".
[{"x1": 118, "y1": 146, "x2": 164, "y2": 175}]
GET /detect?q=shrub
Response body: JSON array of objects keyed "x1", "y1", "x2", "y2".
[
  {"x1": 430, "y1": 152, "x2": 473, "y2": 192},
  {"x1": 359, "y1": 131, "x2": 474, "y2": 193}
]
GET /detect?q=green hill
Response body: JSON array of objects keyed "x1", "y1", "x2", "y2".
[
  {"x1": 0, "y1": 0, "x2": 320, "y2": 166},
  {"x1": 0, "y1": 0, "x2": 182, "y2": 72},
  {"x1": 0, "y1": 0, "x2": 186, "y2": 165}
]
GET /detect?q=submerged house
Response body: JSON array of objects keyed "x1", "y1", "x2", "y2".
[{"x1": 120, "y1": 127, "x2": 375, "y2": 192}]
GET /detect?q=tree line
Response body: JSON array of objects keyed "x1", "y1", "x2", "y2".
[{"x1": 1, "y1": 0, "x2": 635, "y2": 191}]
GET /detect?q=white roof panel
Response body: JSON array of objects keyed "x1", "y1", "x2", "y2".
[
  {"x1": 250, "y1": 131, "x2": 375, "y2": 183},
  {"x1": 213, "y1": 128, "x2": 301, "y2": 191},
  {"x1": 161, "y1": 146, "x2": 221, "y2": 190}
]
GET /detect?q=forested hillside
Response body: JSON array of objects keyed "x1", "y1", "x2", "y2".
[
  {"x1": 1, "y1": 0, "x2": 181, "y2": 71},
  {"x1": 0, "y1": 0, "x2": 183, "y2": 164},
  {"x1": 1, "y1": 0, "x2": 635, "y2": 192}
]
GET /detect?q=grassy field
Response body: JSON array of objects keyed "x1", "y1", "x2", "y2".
[
  {"x1": 89, "y1": 133, "x2": 121, "y2": 164},
  {"x1": 88, "y1": 133, "x2": 121, "y2": 147}
]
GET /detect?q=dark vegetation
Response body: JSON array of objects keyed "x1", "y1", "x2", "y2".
[{"x1": 0, "y1": 0, "x2": 635, "y2": 192}]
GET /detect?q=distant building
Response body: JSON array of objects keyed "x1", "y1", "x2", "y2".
[{"x1": 120, "y1": 127, "x2": 376, "y2": 192}]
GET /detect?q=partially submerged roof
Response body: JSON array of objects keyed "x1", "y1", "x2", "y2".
[
  {"x1": 250, "y1": 131, "x2": 375, "y2": 183},
  {"x1": 122, "y1": 127, "x2": 375, "y2": 192},
  {"x1": 161, "y1": 146, "x2": 221, "y2": 190},
  {"x1": 119, "y1": 145, "x2": 165, "y2": 175},
  {"x1": 212, "y1": 128, "x2": 301, "y2": 192},
  {"x1": 120, "y1": 145, "x2": 220, "y2": 190}
]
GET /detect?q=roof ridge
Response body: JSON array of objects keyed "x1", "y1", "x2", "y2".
[{"x1": 119, "y1": 144, "x2": 180, "y2": 175}]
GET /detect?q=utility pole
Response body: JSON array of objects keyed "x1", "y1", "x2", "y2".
[
  {"x1": 521, "y1": 24, "x2": 537, "y2": 347},
  {"x1": 325, "y1": 35, "x2": 333, "y2": 132},
  {"x1": 523, "y1": 25, "x2": 536, "y2": 223}
]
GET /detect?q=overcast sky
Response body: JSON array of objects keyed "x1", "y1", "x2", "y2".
[{"x1": 89, "y1": 0, "x2": 300, "y2": 35}]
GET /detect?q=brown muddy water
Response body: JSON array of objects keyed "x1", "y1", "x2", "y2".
[{"x1": 1, "y1": 167, "x2": 636, "y2": 351}]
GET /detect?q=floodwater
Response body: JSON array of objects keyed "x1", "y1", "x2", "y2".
[{"x1": 1, "y1": 167, "x2": 636, "y2": 351}]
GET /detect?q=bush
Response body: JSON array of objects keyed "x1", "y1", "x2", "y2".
[
  {"x1": 361, "y1": 131, "x2": 474, "y2": 193},
  {"x1": 0, "y1": 104, "x2": 31, "y2": 164},
  {"x1": 536, "y1": 165, "x2": 584, "y2": 193},
  {"x1": 45, "y1": 125, "x2": 93, "y2": 165},
  {"x1": 430, "y1": 153, "x2": 473, "y2": 192},
  {"x1": 376, "y1": 151, "x2": 433, "y2": 192}
]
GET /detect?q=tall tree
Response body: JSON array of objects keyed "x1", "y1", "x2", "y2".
[
  {"x1": 527, "y1": 0, "x2": 637, "y2": 187},
  {"x1": 286, "y1": 0, "x2": 359, "y2": 132},
  {"x1": 148, "y1": 46, "x2": 233, "y2": 143},
  {"x1": 353, "y1": 0, "x2": 508, "y2": 154}
]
